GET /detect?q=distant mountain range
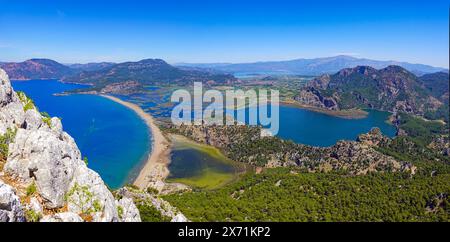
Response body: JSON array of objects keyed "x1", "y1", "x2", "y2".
[
  {"x1": 67, "y1": 62, "x2": 116, "y2": 72},
  {"x1": 2, "y1": 56, "x2": 447, "y2": 81},
  {"x1": 177, "y1": 55, "x2": 448, "y2": 76},
  {"x1": 62, "y1": 59, "x2": 237, "y2": 88},
  {"x1": 0, "y1": 59, "x2": 75, "y2": 80},
  {"x1": 0, "y1": 59, "x2": 236, "y2": 88}
]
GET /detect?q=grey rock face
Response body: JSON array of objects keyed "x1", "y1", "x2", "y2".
[
  {"x1": 28, "y1": 197, "x2": 43, "y2": 216},
  {"x1": 0, "y1": 69, "x2": 17, "y2": 108},
  {"x1": 116, "y1": 197, "x2": 141, "y2": 222},
  {"x1": 5, "y1": 128, "x2": 82, "y2": 208},
  {"x1": 171, "y1": 213, "x2": 188, "y2": 222},
  {"x1": 117, "y1": 187, "x2": 187, "y2": 222},
  {"x1": 0, "y1": 68, "x2": 140, "y2": 222},
  {"x1": 23, "y1": 109, "x2": 44, "y2": 130},
  {"x1": 0, "y1": 180, "x2": 25, "y2": 222},
  {"x1": 68, "y1": 165, "x2": 119, "y2": 222},
  {"x1": 40, "y1": 212, "x2": 83, "y2": 222}
]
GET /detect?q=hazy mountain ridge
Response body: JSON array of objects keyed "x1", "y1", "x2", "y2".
[
  {"x1": 178, "y1": 56, "x2": 448, "y2": 76},
  {"x1": 0, "y1": 58, "x2": 237, "y2": 91},
  {"x1": 67, "y1": 62, "x2": 116, "y2": 72},
  {"x1": 0, "y1": 59, "x2": 75, "y2": 80},
  {"x1": 418, "y1": 72, "x2": 450, "y2": 101},
  {"x1": 62, "y1": 58, "x2": 238, "y2": 89}
]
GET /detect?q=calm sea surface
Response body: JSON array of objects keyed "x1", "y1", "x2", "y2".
[{"x1": 11, "y1": 80, "x2": 151, "y2": 189}]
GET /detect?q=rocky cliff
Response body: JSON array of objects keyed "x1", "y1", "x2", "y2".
[
  {"x1": 294, "y1": 66, "x2": 444, "y2": 117},
  {"x1": 0, "y1": 69, "x2": 141, "y2": 222}
]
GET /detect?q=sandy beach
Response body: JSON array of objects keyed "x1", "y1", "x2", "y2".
[{"x1": 100, "y1": 95, "x2": 170, "y2": 190}]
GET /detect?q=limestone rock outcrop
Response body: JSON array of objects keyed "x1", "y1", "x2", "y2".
[
  {"x1": 0, "y1": 180, "x2": 25, "y2": 222},
  {"x1": 171, "y1": 213, "x2": 188, "y2": 222},
  {"x1": 0, "y1": 68, "x2": 141, "y2": 222},
  {"x1": 40, "y1": 212, "x2": 84, "y2": 222},
  {"x1": 116, "y1": 197, "x2": 141, "y2": 222},
  {"x1": 117, "y1": 187, "x2": 189, "y2": 222}
]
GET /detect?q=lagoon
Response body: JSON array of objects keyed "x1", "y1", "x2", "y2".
[
  {"x1": 237, "y1": 104, "x2": 396, "y2": 147},
  {"x1": 167, "y1": 135, "x2": 240, "y2": 189},
  {"x1": 275, "y1": 106, "x2": 396, "y2": 146}
]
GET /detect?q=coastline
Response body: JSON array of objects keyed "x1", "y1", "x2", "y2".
[
  {"x1": 100, "y1": 95, "x2": 171, "y2": 190},
  {"x1": 280, "y1": 100, "x2": 368, "y2": 119}
]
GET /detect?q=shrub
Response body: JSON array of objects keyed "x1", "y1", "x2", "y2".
[
  {"x1": 26, "y1": 182, "x2": 37, "y2": 196},
  {"x1": 146, "y1": 187, "x2": 159, "y2": 195},
  {"x1": 17, "y1": 91, "x2": 36, "y2": 112},
  {"x1": 64, "y1": 183, "x2": 102, "y2": 216},
  {"x1": 136, "y1": 201, "x2": 171, "y2": 222},
  {"x1": 0, "y1": 128, "x2": 17, "y2": 169},
  {"x1": 117, "y1": 205, "x2": 124, "y2": 219},
  {"x1": 25, "y1": 209, "x2": 41, "y2": 222}
]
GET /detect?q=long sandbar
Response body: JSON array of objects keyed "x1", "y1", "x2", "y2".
[{"x1": 100, "y1": 95, "x2": 170, "y2": 189}]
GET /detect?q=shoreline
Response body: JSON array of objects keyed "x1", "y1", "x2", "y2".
[
  {"x1": 100, "y1": 95, "x2": 171, "y2": 190},
  {"x1": 280, "y1": 100, "x2": 368, "y2": 119}
]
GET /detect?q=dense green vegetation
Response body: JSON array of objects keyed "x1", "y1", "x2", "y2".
[
  {"x1": 135, "y1": 201, "x2": 171, "y2": 222},
  {"x1": 396, "y1": 113, "x2": 447, "y2": 145},
  {"x1": 424, "y1": 103, "x2": 449, "y2": 123},
  {"x1": 376, "y1": 113, "x2": 449, "y2": 176},
  {"x1": 164, "y1": 168, "x2": 449, "y2": 222},
  {"x1": 419, "y1": 72, "x2": 449, "y2": 100},
  {"x1": 0, "y1": 128, "x2": 17, "y2": 170},
  {"x1": 167, "y1": 111, "x2": 449, "y2": 222},
  {"x1": 118, "y1": 184, "x2": 171, "y2": 222}
]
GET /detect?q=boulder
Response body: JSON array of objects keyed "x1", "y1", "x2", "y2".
[
  {"x1": 0, "y1": 69, "x2": 17, "y2": 108},
  {"x1": 0, "y1": 180, "x2": 25, "y2": 222},
  {"x1": 40, "y1": 212, "x2": 83, "y2": 222},
  {"x1": 28, "y1": 197, "x2": 43, "y2": 216},
  {"x1": 23, "y1": 109, "x2": 44, "y2": 130},
  {"x1": 5, "y1": 128, "x2": 83, "y2": 208},
  {"x1": 68, "y1": 165, "x2": 119, "y2": 222},
  {"x1": 171, "y1": 213, "x2": 188, "y2": 222},
  {"x1": 0, "y1": 68, "x2": 138, "y2": 222},
  {"x1": 116, "y1": 197, "x2": 141, "y2": 222}
]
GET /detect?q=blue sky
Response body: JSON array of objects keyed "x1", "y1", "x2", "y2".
[{"x1": 0, "y1": 0, "x2": 448, "y2": 67}]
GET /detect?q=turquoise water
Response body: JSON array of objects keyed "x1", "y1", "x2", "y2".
[
  {"x1": 11, "y1": 80, "x2": 151, "y2": 189},
  {"x1": 235, "y1": 105, "x2": 396, "y2": 147},
  {"x1": 275, "y1": 106, "x2": 396, "y2": 146}
]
